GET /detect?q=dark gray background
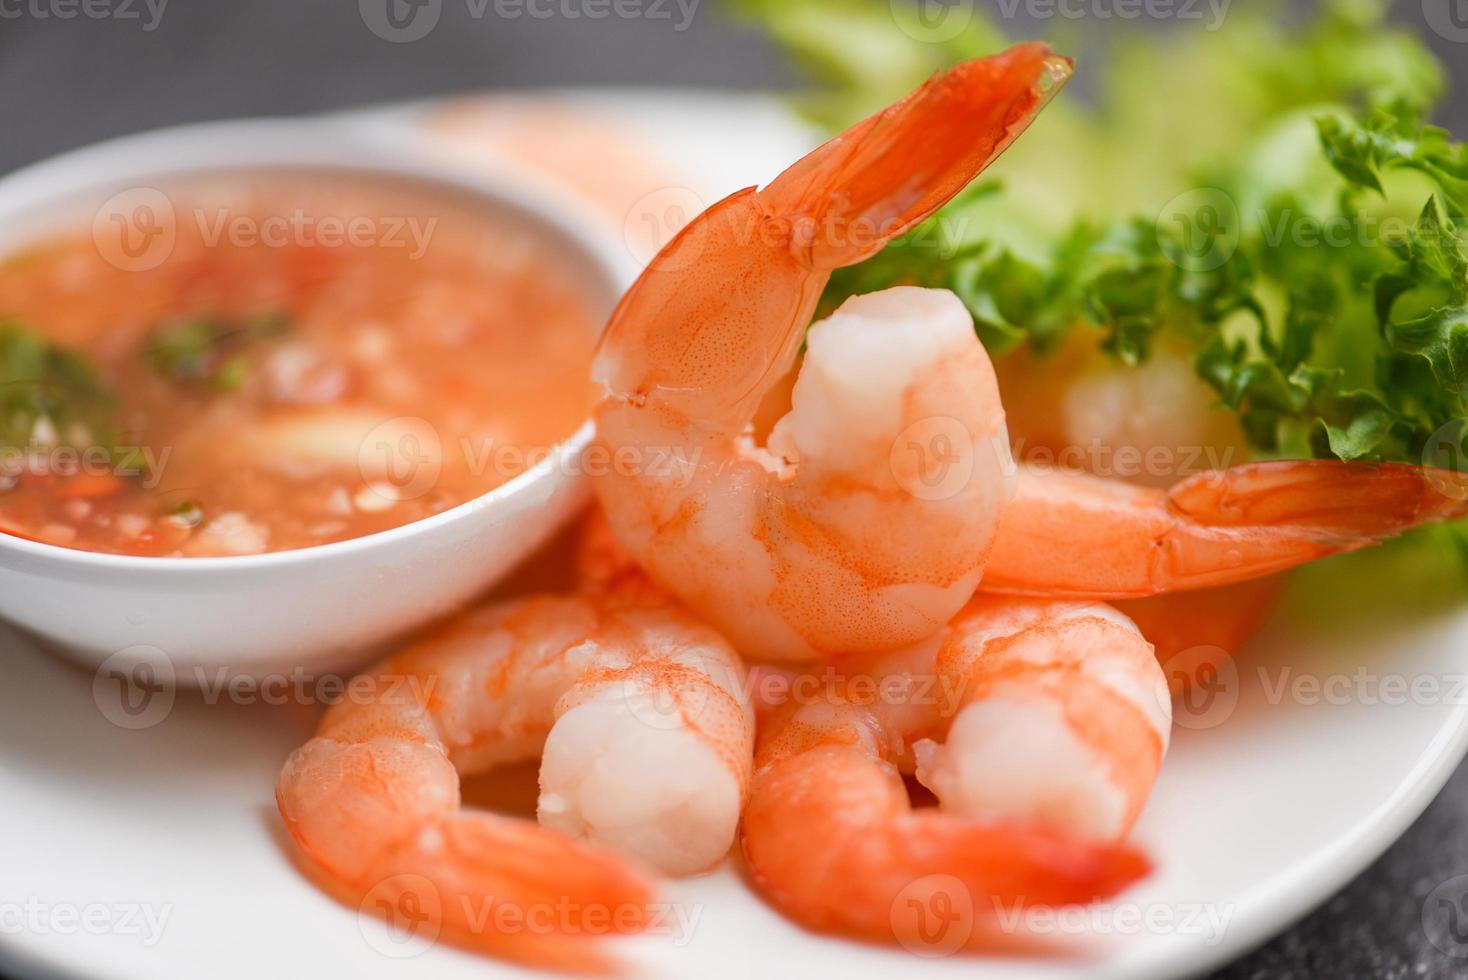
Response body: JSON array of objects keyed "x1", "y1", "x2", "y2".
[{"x1": 3, "y1": 1, "x2": 1467, "y2": 977}]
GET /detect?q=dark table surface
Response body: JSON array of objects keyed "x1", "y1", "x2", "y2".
[{"x1": 3, "y1": 2, "x2": 1468, "y2": 977}]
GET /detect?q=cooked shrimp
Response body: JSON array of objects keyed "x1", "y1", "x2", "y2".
[
  {"x1": 980, "y1": 460, "x2": 1468, "y2": 598},
  {"x1": 741, "y1": 594, "x2": 1165, "y2": 945},
  {"x1": 996, "y1": 330, "x2": 1247, "y2": 488},
  {"x1": 591, "y1": 45, "x2": 1072, "y2": 663},
  {"x1": 275, "y1": 584, "x2": 753, "y2": 968}
]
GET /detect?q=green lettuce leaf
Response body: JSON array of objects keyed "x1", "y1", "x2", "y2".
[{"x1": 736, "y1": 0, "x2": 1467, "y2": 473}]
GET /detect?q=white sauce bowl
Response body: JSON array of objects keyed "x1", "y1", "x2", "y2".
[{"x1": 0, "y1": 118, "x2": 636, "y2": 683}]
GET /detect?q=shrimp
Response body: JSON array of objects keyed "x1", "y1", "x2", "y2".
[
  {"x1": 980, "y1": 460, "x2": 1468, "y2": 598},
  {"x1": 275, "y1": 578, "x2": 754, "y2": 968},
  {"x1": 995, "y1": 329, "x2": 1248, "y2": 488},
  {"x1": 741, "y1": 594, "x2": 1166, "y2": 946},
  {"x1": 591, "y1": 44, "x2": 1072, "y2": 663}
]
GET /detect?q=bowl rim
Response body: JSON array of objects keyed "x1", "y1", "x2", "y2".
[{"x1": 0, "y1": 115, "x2": 635, "y2": 574}]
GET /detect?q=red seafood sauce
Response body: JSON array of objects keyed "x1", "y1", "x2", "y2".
[{"x1": 0, "y1": 172, "x2": 605, "y2": 556}]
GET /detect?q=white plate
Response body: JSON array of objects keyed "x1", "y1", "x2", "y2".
[
  {"x1": 3, "y1": 93, "x2": 1468, "y2": 980},
  {"x1": 3, "y1": 541, "x2": 1467, "y2": 980}
]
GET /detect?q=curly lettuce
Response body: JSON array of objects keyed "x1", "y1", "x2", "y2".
[{"x1": 733, "y1": 0, "x2": 1466, "y2": 468}]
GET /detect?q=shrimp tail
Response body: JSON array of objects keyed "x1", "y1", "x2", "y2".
[
  {"x1": 372, "y1": 815, "x2": 658, "y2": 973},
  {"x1": 593, "y1": 44, "x2": 1069, "y2": 413},
  {"x1": 1167, "y1": 460, "x2": 1468, "y2": 535},
  {"x1": 741, "y1": 746, "x2": 1149, "y2": 944},
  {"x1": 983, "y1": 460, "x2": 1468, "y2": 598},
  {"x1": 1157, "y1": 460, "x2": 1468, "y2": 589},
  {"x1": 761, "y1": 42, "x2": 1073, "y2": 270}
]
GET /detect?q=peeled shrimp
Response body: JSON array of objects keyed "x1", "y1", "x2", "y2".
[
  {"x1": 981, "y1": 460, "x2": 1468, "y2": 598},
  {"x1": 742, "y1": 594, "x2": 1166, "y2": 945},
  {"x1": 996, "y1": 330, "x2": 1248, "y2": 488},
  {"x1": 591, "y1": 45, "x2": 1071, "y2": 663},
  {"x1": 275, "y1": 580, "x2": 753, "y2": 968}
]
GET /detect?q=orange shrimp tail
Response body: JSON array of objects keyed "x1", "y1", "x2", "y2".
[
  {"x1": 366, "y1": 815, "x2": 658, "y2": 973},
  {"x1": 1169, "y1": 460, "x2": 1468, "y2": 534},
  {"x1": 741, "y1": 746, "x2": 1149, "y2": 947},
  {"x1": 984, "y1": 460, "x2": 1468, "y2": 598},
  {"x1": 277, "y1": 739, "x2": 658, "y2": 974},
  {"x1": 592, "y1": 43, "x2": 1069, "y2": 422},
  {"x1": 761, "y1": 43, "x2": 1071, "y2": 270},
  {"x1": 1158, "y1": 460, "x2": 1468, "y2": 589}
]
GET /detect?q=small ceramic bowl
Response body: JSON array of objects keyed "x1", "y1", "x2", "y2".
[{"x1": 0, "y1": 118, "x2": 636, "y2": 683}]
